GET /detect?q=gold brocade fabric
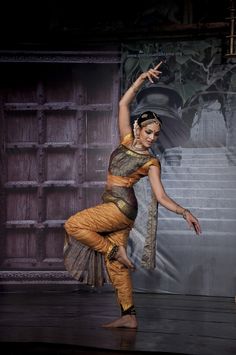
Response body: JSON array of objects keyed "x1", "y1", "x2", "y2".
[
  {"x1": 141, "y1": 191, "x2": 158, "y2": 269},
  {"x1": 64, "y1": 202, "x2": 135, "y2": 310},
  {"x1": 102, "y1": 133, "x2": 160, "y2": 269}
]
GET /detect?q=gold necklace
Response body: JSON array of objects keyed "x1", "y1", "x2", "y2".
[{"x1": 131, "y1": 143, "x2": 149, "y2": 153}]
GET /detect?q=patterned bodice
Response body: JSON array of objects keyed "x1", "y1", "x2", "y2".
[{"x1": 102, "y1": 133, "x2": 160, "y2": 220}]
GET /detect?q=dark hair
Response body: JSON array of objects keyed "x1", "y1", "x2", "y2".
[{"x1": 137, "y1": 111, "x2": 163, "y2": 127}]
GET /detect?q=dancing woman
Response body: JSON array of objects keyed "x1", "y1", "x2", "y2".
[{"x1": 64, "y1": 62, "x2": 201, "y2": 328}]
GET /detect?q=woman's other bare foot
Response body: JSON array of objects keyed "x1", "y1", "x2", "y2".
[
  {"x1": 115, "y1": 246, "x2": 135, "y2": 270},
  {"x1": 102, "y1": 315, "x2": 138, "y2": 328}
]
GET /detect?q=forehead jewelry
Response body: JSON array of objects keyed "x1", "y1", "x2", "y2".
[{"x1": 140, "y1": 118, "x2": 161, "y2": 127}]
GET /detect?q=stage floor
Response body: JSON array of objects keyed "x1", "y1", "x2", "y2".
[{"x1": 0, "y1": 285, "x2": 236, "y2": 355}]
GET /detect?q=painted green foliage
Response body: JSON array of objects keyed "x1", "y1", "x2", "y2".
[
  {"x1": 122, "y1": 39, "x2": 236, "y2": 131},
  {"x1": 122, "y1": 39, "x2": 235, "y2": 104}
]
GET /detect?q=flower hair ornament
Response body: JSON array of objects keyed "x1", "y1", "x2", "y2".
[
  {"x1": 138, "y1": 112, "x2": 162, "y2": 128},
  {"x1": 133, "y1": 119, "x2": 139, "y2": 141}
]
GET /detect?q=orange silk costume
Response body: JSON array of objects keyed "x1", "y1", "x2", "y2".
[{"x1": 64, "y1": 133, "x2": 160, "y2": 314}]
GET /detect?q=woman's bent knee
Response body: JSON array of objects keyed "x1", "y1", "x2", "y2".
[{"x1": 64, "y1": 216, "x2": 78, "y2": 235}]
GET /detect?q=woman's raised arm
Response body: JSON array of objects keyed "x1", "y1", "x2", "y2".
[{"x1": 118, "y1": 62, "x2": 162, "y2": 140}]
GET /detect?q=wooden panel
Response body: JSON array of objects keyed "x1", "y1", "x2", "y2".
[
  {"x1": 82, "y1": 187, "x2": 104, "y2": 209},
  {"x1": 46, "y1": 151, "x2": 77, "y2": 181},
  {"x1": 6, "y1": 111, "x2": 38, "y2": 142},
  {"x1": 5, "y1": 230, "x2": 37, "y2": 259},
  {"x1": 3, "y1": 64, "x2": 38, "y2": 103},
  {"x1": 7, "y1": 191, "x2": 38, "y2": 221},
  {"x1": 46, "y1": 111, "x2": 77, "y2": 143},
  {"x1": 44, "y1": 230, "x2": 64, "y2": 261},
  {"x1": 86, "y1": 111, "x2": 112, "y2": 144},
  {"x1": 83, "y1": 64, "x2": 117, "y2": 103},
  {"x1": 85, "y1": 148, "x2": 110, "y2": 181},
  {"x1": 43, "y1": 66, "x2": 76, "y2": 102},
  {"x1": 46, "y1": 190, "x2": 79, "y2": 220},
  {"x1": 7, "y1": 151, "x2": 38, "y2": 182}
]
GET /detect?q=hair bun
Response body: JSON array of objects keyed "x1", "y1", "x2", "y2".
[{"x1": 138, "y1": 111, "x2": 162, "y2": 127}]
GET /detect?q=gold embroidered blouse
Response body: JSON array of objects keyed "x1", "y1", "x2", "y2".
[{"x1": 102, "y1": 133, "x2": 160, "y2": 220}]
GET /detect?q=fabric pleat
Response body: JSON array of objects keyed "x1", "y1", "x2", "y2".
[{"x1": 63, "y1": 233, "x2": 110, "y2": 287}]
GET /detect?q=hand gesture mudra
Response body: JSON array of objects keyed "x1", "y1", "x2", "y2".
[
  {"x1": 140, "y1": 62, "x2": 162, "y2": 83},
  {"x1": 184, "y1": 210, "x2": 202, "y2": 235}
]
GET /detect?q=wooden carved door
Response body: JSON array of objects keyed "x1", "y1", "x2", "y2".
[{"x1": 0, "y1": 57, "x2": 120, "y2": 283}]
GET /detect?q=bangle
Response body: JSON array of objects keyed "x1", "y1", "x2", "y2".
[
  {"x1": 175, "y1": 205, "x2": 182, "y2": 215},
  {"x1": 182, "y1": 209, "x2": 191, "y2": 219},
  {"x1": 131, "y1": 83, "x2": 139, "y2": 93}
]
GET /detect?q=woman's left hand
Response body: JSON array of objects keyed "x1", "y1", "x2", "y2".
[
  {"x1": 140, "y1": 62, "x2": 162, "y2": 83},
  {"x1": 184, "y1": 211, "x2": 202, "y2": 235}
]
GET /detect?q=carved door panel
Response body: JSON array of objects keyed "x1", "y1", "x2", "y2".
[{"x1": 0, "y1": 59, "x2": 120, "y2": 282}]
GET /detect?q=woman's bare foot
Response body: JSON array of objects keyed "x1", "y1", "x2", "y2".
[
  {"x1": 102, "y1": 315, "x2": 138, "y2": 328},
  {"x1": 115, "y1": 246, "x2": 135, "y2": 270}
]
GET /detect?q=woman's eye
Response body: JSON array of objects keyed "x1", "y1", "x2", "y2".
[{"x1": 145, "y1": 130, "x2": 159, "y2": 136}]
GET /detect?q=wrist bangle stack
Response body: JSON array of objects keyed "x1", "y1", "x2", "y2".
[
  {"x1": 175, "y1": 206, "x2": 182, "y2": 215},
  {"x1": 131, "y1": 83, "x2": 139, "y2": 93},
  {"x1": 182, "y1": 209, "x2": 191, "y2": 219}
]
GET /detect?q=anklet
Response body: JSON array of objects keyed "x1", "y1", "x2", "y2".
[{"x1": 121, "y1": 305, "x2": 136, "y2": 316}]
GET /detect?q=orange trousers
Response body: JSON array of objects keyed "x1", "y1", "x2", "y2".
[{"x1": 64, "y1": 202, "x2": 135, "y2": 313}]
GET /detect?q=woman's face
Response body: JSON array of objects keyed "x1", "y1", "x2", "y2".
[{"x1": 138, "y1": 122, "x2": 161, "y2": 148}]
